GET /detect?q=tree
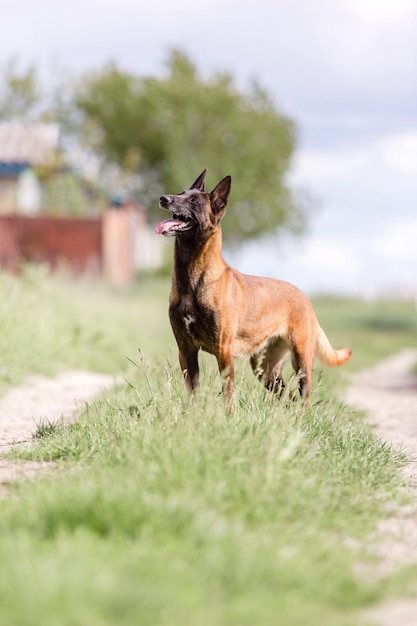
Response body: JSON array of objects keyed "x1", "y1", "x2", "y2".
[
  {"x1": 0, "y1": 58, "x2": 41, "y2": 120},
  {"x1": 0, "y1": 57, "x2": 77, "y2": 127},
  {"x1": 75, "y1": 50, "x2": 307, "y2": 241}
]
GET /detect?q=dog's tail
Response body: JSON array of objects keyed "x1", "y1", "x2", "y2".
[{"x1": 316, "y1": 326, "x2": 352, "y2": 367}]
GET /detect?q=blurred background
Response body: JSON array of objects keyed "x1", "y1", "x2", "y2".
[{"x1": 0, "y1": 0, "x2": 416, "y2": 298}]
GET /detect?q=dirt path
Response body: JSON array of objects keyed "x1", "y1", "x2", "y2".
[
  {"x1": 0, "y1": 370, "x2": 118, "y2": 493},
  {"x1": 344, "y1": 349, "x2": 417, "y2": 469},
  {"x1": 344, "y1": 348, "x2": 417, "y2": 626}
]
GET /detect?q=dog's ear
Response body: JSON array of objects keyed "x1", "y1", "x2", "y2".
[
  {"x1": 189, "y1": 169, "x2": 208, "y2": 191},
  {"x1": 210, "y1": 176, "x2": 231, "y2": 218}
]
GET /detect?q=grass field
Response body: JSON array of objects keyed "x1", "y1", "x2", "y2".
[{"x1": 1, "y1": 266, "x2": 416, "y2": 626}]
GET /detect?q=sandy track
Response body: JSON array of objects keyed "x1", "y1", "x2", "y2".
[
  {"x1": 344, "y1": 348, "x2": 417, "y2": 626},
  {"x1": 344, "y1": 349, "x2": 417, "y2": 466},
  {"x1": 0, "y1": 370, "x2": 118, "y2": 492}
]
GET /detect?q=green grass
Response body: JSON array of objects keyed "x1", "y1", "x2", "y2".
[
  {"x1": 0, "y1": 267, "x2": 416, "y2": 625},
  {"x1": 0, "y1": 264, "x2": 174, "y2": 392},
  {"x1": 313, "y1": 295, "x2": 417, "y2": 370},
  {"x1": 1, "y1": 368, "x2": 406, "y2": 626}
]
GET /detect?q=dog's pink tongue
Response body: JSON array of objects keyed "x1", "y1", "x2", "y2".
[{"x1": 155, "y1": 219, "x2": 180, "y2": 235}]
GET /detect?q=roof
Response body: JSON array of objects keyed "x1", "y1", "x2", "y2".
[
  {"x1": 0, "y1": 162, "x2": 28, "y2": 176},
  {"x1": 0, "y1": 121, "x2": 59, "y2": 166}
]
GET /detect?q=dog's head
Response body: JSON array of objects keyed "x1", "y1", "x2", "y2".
[{"x1": 155, "y1": 169, "x2": 231, "y2": 239}]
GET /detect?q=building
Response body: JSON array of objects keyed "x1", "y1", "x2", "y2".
[
  {"x1": 0, "y1": 121, "x2": 59, "y2": 214},
  {"x1": 0, "y1": 121, "x2": 164, "y2": 283}
]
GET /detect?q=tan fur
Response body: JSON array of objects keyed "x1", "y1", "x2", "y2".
[{"x1": 156, "y1": 170, "x2": 352, "y2": 408}]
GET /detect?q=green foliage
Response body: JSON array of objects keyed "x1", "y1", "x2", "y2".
[
  {"x1": 41, "y1": 169, "x2": 108, "y2": 216},
  {"x1": 313, "y1": 297, "x2": 417, "y2": 371},
  {"x1": 76, "y1": 50, "x2": 306, "y2": 241},
  {"x1": 0, "y1": 57, "x2": 74, "y2": 125},
  {"x1": 0, "y1": 265, "x2": 415, "y2": 394},
  {"x1": 0, "y1": 52, "x2": 308, "y2": 238},
  {"x1": 0, "y1": 57, "x2": 41, "y2": 120},
  {"x1": 0, "y1": 266, "x2": 173, "y2": 392}
]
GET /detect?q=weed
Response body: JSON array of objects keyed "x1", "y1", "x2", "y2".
[{"x1": 33, "y1": 417, "x2": 63, "y2": 439}]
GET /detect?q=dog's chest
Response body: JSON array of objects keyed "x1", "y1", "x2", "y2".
[
  {"x1": 182, "y1": 313, "x2": 196, "y2": 335},
  {"x1": 170, "y1": 298, "x2": 217, "y2": 352}
]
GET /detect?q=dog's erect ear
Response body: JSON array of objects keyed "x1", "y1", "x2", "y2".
[
  {"x1": 189, "y1": 169, "x2": 208, "y2": 191},
  {"x1": 210, "y1": 176, "x2": 231, "y2": 218}
]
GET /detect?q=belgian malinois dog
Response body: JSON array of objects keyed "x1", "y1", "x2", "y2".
[{"x1": 155, "y1": 169, "x2": 352, "y2": 407}]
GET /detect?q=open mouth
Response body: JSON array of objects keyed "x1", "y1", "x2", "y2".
[{"x1": 155, "y1": 212, "x2": 192, "y2": 236}]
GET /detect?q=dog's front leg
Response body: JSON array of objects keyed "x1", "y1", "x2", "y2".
[
  {"x1": 216, "y1": 346, "x2": 235, "y2": 409},
  {"x1": 179, "y1": 348, "x2": 200, "y2": 393}
]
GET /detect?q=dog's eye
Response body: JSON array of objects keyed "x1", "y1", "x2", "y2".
[{"x1": 190, "y1": 196, "x2": 198, "y2": 205}]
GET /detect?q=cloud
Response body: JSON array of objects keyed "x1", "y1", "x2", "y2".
[
  {"x1": 292, "y1": 237, "x2": 360, "y2": 271},
  {"x1": 291, "y1": 131, "x2": 417, "y2": 197},
  {"x1": 226, "y1": 233, "x2": 363, "y2": 295},
  {"x1": 373, "y1": 217, "x2": 417, "y2": 262},
  {"x1": 341, "y1": 0, "x2": 415, "y2": 22},
  {"x1": 291, "y1": 147, "x2": 367, "y2": 185},
  {"x1": 378, "y1": 132, "x2": 417, "y2": 175},
  {"x1": 2, "y1": 0, "x2": 416, "y2": 139}
]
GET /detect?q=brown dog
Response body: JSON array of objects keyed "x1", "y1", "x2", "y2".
[{"x1": 155, "y1": 170, "x2": 352, "y2": 407}]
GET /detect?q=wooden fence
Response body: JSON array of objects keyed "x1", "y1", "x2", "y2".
[{"x1": 0, "y1": 207, "x2": 148, "y2": 285}]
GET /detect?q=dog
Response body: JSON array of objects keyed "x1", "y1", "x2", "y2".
[{"x1": 155, "y1": 169, "x2": 352, "y2": 407}]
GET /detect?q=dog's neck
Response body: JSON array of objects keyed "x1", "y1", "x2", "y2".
[{"x1": 173, "y1": 227, "x2": 226, "y2": 289}]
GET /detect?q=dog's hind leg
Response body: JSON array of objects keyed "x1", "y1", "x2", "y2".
[
  {"x1": 290, "y1": 348, "x2": 314, "y2": 406},
  {"x1": 251, "y1": 339, "x2": 290, "y2": 395}
]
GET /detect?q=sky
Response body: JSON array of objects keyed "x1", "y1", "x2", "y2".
[{"x1": 1, "y1": 0, "x2": 416, "y2": 297}]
